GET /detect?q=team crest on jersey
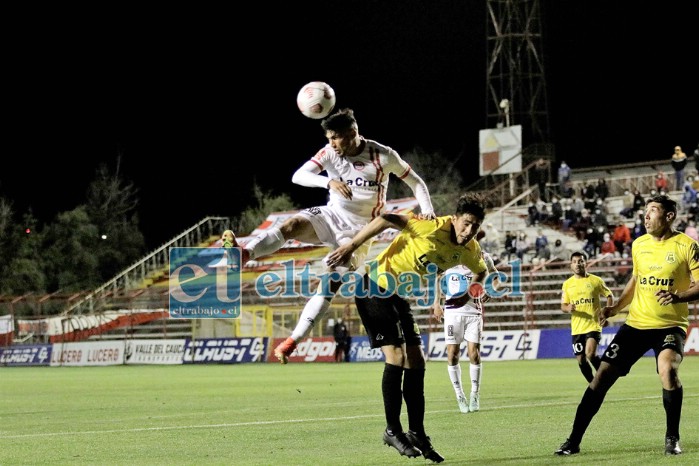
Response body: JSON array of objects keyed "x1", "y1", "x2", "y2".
[
  {"x1": 451, "y1": 253, "x2": 460, "y2": 261},
  {"x1": 353, "y1": 161, "x2": 365, "y2": 170},
  {"x1": 665, "y1": 252, "x2": 676, "y2": 264}
]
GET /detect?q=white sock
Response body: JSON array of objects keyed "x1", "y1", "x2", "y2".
[
  {"x1": 470, "y1": 363, "x2": 482, "y2": 394},
  {"x1": 447, "y1": 364, "x2": 465, "y2": 398},
  {"x1": 244, "y1": 228, "x2": 285, "y2": 260},
  {"x1": 290, "y1": 294, "x2": 332, "y2": 341}
]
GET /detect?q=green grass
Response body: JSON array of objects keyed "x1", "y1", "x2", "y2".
[{"x1": 1, "y1": 358, "x2": 697, "y2": 465}]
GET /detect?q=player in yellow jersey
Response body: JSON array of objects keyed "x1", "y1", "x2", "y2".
[
  {"x1": 555, "y1": 194, "x2": 699, "y2": 456},
  {"x1": 561, "y1": 251, "x2": 614, "y2": 383},
  {"x1": 326, "y1": 193, "x2": 490, "y2": 464}
]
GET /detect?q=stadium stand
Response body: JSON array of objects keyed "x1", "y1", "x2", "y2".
[{"x1": 4, "y1": 158, "x2": 699, "y2": 344}]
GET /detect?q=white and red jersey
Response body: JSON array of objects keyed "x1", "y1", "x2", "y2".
[
  {"x1": 300, "y1": 138, "x2": 428, "y2": 227},
  {"x1": 442, "y1": 252, "x2": 495, "y2": 317}
]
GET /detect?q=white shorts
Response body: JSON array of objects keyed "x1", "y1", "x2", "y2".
[
  {"x1": 443, "y1": 312, "x2": 483, "y2": 345},
  {"x1": 296, "y1": 205, "x2": 371, "y2": 271}
]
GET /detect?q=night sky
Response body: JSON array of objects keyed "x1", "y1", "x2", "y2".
[{"x1": 4, "y1": 1, "x2": 696, "y2": 249}]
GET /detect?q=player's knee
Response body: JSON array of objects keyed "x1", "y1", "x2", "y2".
[{"x1": 279, "y1": 217, "x2": 306, "y2": 237}]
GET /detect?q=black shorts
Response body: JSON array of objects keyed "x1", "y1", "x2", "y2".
[
  {"x1": 354, "y1": 274, "x2": 422, "y2": 349},
  {"x1": 601, "y1": 324, "x2": 686, "y2": 376},
  {"x1": 571, "y1": 331, "x2": 601, "y2": 356}
]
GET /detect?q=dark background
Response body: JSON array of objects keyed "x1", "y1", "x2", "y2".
[{"x1": 4, "y1": 2, "x2": 696, "y2": 249}]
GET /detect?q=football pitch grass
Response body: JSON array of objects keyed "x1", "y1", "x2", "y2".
[{"x1": 1, "y1": 358, "x2": 697, "y2": 465}]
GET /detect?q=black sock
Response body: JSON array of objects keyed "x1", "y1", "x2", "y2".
[
  {"x1": 570, "y1": 387, "x2": 606, "y2": 445},
  {"x1": 663, "y1": 387, "x2": 683, "y2": 439},
  {"x1": 590, "y1": 355, "x2": 601, "y2": 370},
  {"x1": 403, "y1": 367, "x2": 426, "y2": 436},
  {"x1": 578, "y1": 362, "x2": 593, "y2": 383},
  {"x1": 382, "y1": 363, "x2": 404, "y2": 433}
]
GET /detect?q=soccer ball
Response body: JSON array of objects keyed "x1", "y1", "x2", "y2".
[{"x1": 296, "y1": 81, "x2": 336, "y2": 119}]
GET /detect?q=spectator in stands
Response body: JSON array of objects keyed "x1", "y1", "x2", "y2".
[
  {"x1": 572, "y1": 209, "x2": 592, "y2": 241},
  {"x1": 688, "y1": 202, "x2": 699, "y2": 223},
  {"x1": 556, "y1": 194, "x2": 694, "y2": 456},
  {"x1": 611, "y1": 221, "x2": 632, "y2": 254},
  {"x1": 571, "y1": 197, "x2": 585, "y2": 219},
  {"x1": 655, "y1": 171, "x2": 668, "y2": 193},
  {"x1": 582, "y1": 182, "x2": 597, "y2": 210},
  {"x1": 527, "y1": 201, "x2": 540, "y2": 226},
  {"x1": 532, "y1": 245, "x2": 552, "y2": 269},
  {"x1": 595, "y1": 178, "x2": 609, "y2": 201},
  {"x1": 533, "y1": 157, "x2": 549, "y2": 202},
  {"x1": 685, "y1": 219, "x2": 699, "y2": 241},
  {"x1": 333, "y1": 318, "x2": 350, "y2": 363},
  {"x1": 515, "y1": 231, "x2": 532, "y2": 261},
  {"x1": 675, "y1": 216, "x2": 688, "y2": 234},
  {"x1": 671, "y1": 145, "x2": 688, "y2": 190},
  {"x1": 504, "y1": 231, "x2": 517, "y2": 261},
  {"x1": 550, "y1": 196, "x2": 563, "y2": 225},
  {"x1": 481, "y1": 222, "x2": 502, "y2": 255},
  {"x1": 561, "y1": 180, "x2": 575, "y2": 199},
  {"x1": 562, "y1": 203, "x2": 577, "y2": 231},
  {"x1": 558, "y1": 161, "x2": 571, "y2": 195},
  {"x1": 692, "y1": 175, "x2": 699, "y2": 192},
  {"x1": 326, "y1": 193, "x2": 493, "y2": 463},
  {"x1": 534, "y1": 228, "x2": 549, "y2": 255},
  {"x1": 619, "y1": 190, "x2": 635, "y2": 218},
  {"x1": 631, "y1": 218, "x2": 646, "y2": 240},
  {"x1": 681, "y1": 176, "x2": 697, "y2": 212},
  {"x1": 432, "y1": 251, "x2": 499, "y2": 414},
  {"x1": 234, "y1": 109, "x2": 436, "y2": 364},
  {"x1": 560, "y1": 250, "x2": 614, "y2": 384},
  {"x1": 549, "y1": 238, "x2": 567, "y2": 267},
  {"x1": 592, "y1": 206, "x2": 608, "y2": 230},
  {"x1": 694, "y1": 143, "x2": 699, "y2": 173},
  {"x1": 632, "y1": 189, "x2": 645, "y2": 212},
  {"x1": 599, "y1": 233, "x2": 617, "y2": 258},
  {"x1": 596, "y1": 197, "x2": 609, "y2": 216},
  {"x1": 587, "y1": 226, "x2": 606, "y2": 257}
]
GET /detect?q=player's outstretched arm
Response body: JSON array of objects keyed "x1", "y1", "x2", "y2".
[
  {"x1": 401, "y1": 169, "x2": 435, "y2": 219},
  {"x1": 326, "y1": 213, "x2": 409, "y2": 267}
]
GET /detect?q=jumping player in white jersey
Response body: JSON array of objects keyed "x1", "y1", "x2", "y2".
[
  {"x1": 433, "y1": 251, "x2": 498, "y2": 413},
  {"x1": 228, "y1": 108, "x2": 435, "y2": 363}
]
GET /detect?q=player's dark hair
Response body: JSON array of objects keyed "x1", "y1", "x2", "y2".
[
  {"x1": 646, "y1": 194, "x2": 677, "y2": 215},
  {"x1": 455, "y1": 193, "x2": 486, "y2": 220},
  {"x1": 322, "y1": 108, "x2": 357, "y2": 133},
  {"x1": 570, "y1": 250, "x2": 587, "y2": 261}
]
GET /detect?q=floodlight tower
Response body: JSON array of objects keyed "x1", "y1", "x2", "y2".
[{"x1": 485, "y1": 0, "x2": 551, "y2": 152}]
